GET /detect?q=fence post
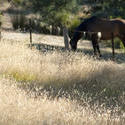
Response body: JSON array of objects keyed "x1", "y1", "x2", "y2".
[
  {"x1": 0, "y1": 14, "x2": 1, "y2": 41},
  {"x1": 63, "y1": 26, "x2": 69, "y2": 50},
  {"x1": 29, "y1": 19, "x2": 32, "y2": 49}
]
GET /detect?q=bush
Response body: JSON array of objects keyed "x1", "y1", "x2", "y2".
[
  {"x1": 104, "y1": 38, "x2": 123, "y2": 50},
  {"x1": 11, "y1": 14, "x2": 52, "y2": 34},
  {"x1": 68, "y1": 17, "x2": 81, "y2": 38},
  {"x1": 10, "y1": 13, "x2": 80, "y2": 36},
  {"x1": 120, "y1": 40, "x2": 125, "y2": 50},
  {"x1": 114, "y1": 38, "x2": 121, "y2": 49},
  {"x1": 31, "y1": 20, "x2": 50, "y2": 34},
  {"x1": 11, "y1": 14, "x2": 28, "y2": 31}
]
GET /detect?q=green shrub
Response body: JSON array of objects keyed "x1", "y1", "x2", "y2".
[
  {"x1": 114, "y1": 38, "x2": 121, "y2": 49},
  {"x1": 11, "y1": 14, "x2": 54, "y2": 34},
  {"x1": 68, "y1": 17, "x2": 81, "y2": 38},
  {"x1": 11, "y1": 14, "x2": 28, "y2": 31},
  {"x1": 120, "y1": 41, "x2": 125, "y2": 50},
  {"x1": 69, "y1": 17, "x2": 80, "y2": 30},
  {"x1": 103, "y1": 38, "x2": 123, "y2": 50},
  {"x1": 12, "y1": 0, "x2": 24, "y2": 6},
  {"x1": 31, "y1": 20, "x2": 50, "y2": 34},
  {"x1": 11, "y1": 15, "x2": 19, "y2": 30},
  {"x1": 10, "y1": 13, "x2": 80, "y2": 35}
]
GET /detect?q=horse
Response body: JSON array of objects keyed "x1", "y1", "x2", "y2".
[{"x1": 70, "y1": 16, "x2": 125, "y2": 58}]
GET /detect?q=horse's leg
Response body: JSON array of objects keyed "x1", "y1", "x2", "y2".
[
  {"x1": 91, "y1": 34, "x2": 101, "y2": 57},
  {"x1": 111, "y1": 33, "x2": 115, "y2": 58},
  {"x1": 91, "y1": 39, "x2": 97, "y2": 56},
  {"x1": 95, "y1": 41, "x2": 102, "y2": 57},
  {"x1": 91, "y1": 34, "x2": 97, "y2": 56}
]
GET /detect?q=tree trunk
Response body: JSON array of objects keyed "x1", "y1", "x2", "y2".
[{"x1": 63, "y1": 26, "x2": 69, "y2": 50}]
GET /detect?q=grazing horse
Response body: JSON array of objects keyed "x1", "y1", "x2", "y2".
[{"x1": 70, "y1": 16, "x2": 125, "y2": 57}]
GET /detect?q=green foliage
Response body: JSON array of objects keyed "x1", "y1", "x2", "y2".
[
  {"x1": 11, "y1": 14, "x2": 28, "y2": 30},
  {"x1": 4, "y1": 70, "x2": 37, "y2": 83},
  {"x1": 13, "y1": 0, "x2": 22, "y2": 4},
  {"x1": 83, "y1": 0, "x2": 125, "y2": 18},
  {"x1": 11, "y1": 14, "x2": 52, "y2": 34},
  {"x1": 11, "y1": 15, "x2": 19, "y2": 29},
  {"x1": 9, "y1": 0, "x2": 80, "y2": 34},
  {"x1": 54, "y1": 11, "x2": 71, "y2": 26},
  {"x1": 70, "y1": 17, "x2": 81, "y2": 29},
  {"x1": 68, "y1": 16, "x2": 81, "y2": 37},
  {"x1": 103, "y1": 38, "x2": 125, "y2": 50},
  {"x1": 120, "y1": 41, "x2": 125, "y2": 50},
  {"x1": 27, "y1": 0, "x2": 79, "y2": 27},
  {"x1": 12, "y1": 0, "x2": 25, "y2": 6}
]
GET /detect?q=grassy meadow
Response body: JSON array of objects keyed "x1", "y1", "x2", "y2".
[{"x1": 0, "y1": 31, "x2": 125, "y2": 125}]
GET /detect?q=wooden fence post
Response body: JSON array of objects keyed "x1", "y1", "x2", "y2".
[
  {"x1": 63, "y1": 26, "x2": 69, "y2": 50},
  {"x1": 29, "y1": 19, "x2": 32, "y2": 49},
  {"x1": 111, "y1": 32, "x2": 115, "y2": 58},
  {"x1": 0, "y1": 18, "x2": 1, "y2": 41}
]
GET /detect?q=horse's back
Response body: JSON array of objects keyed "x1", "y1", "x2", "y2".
[
  {"x1": 111, "y1": 19, "x2": 125, "y2": 33},
  {"x1": 87, "y1": 18, "x2": 114, "y2": 33},
  {"x1": 85, "y1": 17, "x2": 125, "y2": 40}
]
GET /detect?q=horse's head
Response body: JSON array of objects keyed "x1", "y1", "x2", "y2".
[
  {"x1": 70, "y1": 38, "x2": 77, "y2": 51},
  {"x1": 69, "y1": 18, "x2": 90, "y2": 51},
  {"x1": 69, "y1": 30, "x2": 84, "y2": 51}
]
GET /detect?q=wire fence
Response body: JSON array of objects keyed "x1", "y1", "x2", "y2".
[
  {"x1": 0, "y1": 16, "x2": 102, "y2": 53},
  {"x1": 0, "y1": 0, "x2": 102, "y2": 52}
]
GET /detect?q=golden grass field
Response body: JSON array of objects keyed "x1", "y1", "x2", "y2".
[{"x1": 0, "y1": 31, "x2": 125, "y2": 125}]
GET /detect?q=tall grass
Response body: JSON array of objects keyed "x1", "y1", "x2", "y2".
[
  {"x1": 0, "y1": 32, "x2": 125, "y2": 124},
  {"x1": 0, "y1": 78, "x2": 124, "y2": 125}
]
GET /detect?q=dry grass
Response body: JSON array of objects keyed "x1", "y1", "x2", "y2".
[
  {"x1": 0, "y1": 31, "x2": 125, "y2": 124},
  {"x1": 0, "y1": 78, "x2": 124, "y2": 125}
]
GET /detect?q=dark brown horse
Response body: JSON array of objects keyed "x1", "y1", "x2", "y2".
[{"x1": 70, "y1": 16, "x2": 125, "y2": 57}]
